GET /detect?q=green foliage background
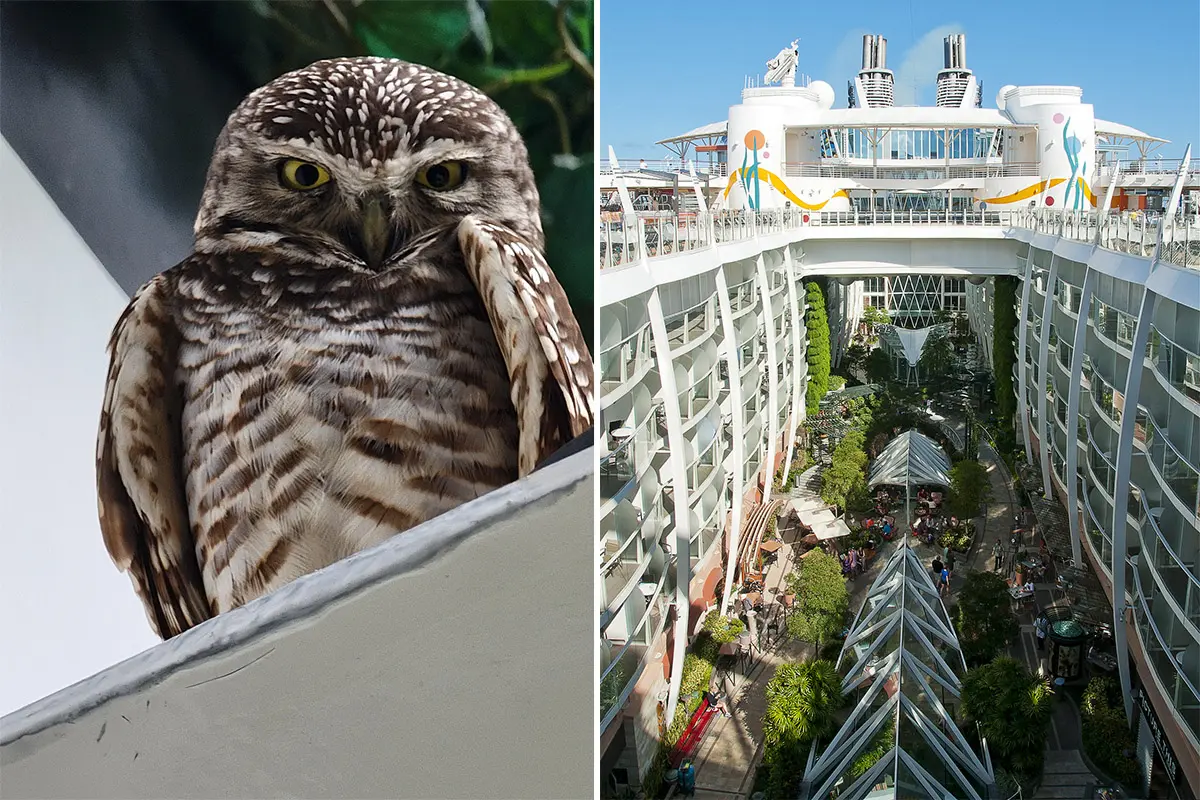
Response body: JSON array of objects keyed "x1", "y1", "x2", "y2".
[
  {"x1": 178, "y1": 0, "x2": 594, "y2": 346},
  {"x1": 805, "y1": 282, "x2": 831, "y2": 413}
]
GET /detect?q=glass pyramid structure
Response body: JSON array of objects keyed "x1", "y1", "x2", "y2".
[
  {"x1": 866, "y1": 430, "x2": 952, "y2": 491},
  {"x1": 799, "y1": 542, "x2": 996, "y2": 800}
]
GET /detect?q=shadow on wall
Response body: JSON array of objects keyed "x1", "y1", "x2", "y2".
[{"x1": 0, "y1": 1, "x2": 247, "y2": 293}]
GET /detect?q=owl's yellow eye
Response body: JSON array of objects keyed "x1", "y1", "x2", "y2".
[
  {"x1": 415, "y1": 161, "x2": 468, "y2": 191},
  {"x1": 279, "y1": 159, "x2": 331, "y2": 190}
]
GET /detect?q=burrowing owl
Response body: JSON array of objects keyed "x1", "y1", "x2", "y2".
[{"x1": 96, "y1": 57, "x2": 594, "y2": 639}]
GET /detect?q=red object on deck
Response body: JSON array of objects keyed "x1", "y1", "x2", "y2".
[{"x1": 670, "y1": 697, "x2": 717, "y2": 767}]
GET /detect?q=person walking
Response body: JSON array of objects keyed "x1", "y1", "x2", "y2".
[
  {"x1": 932, "y1": 556, "x2": 944, "y2": 584},
  {"x1": 946, "y1": 553, "x2": 957, "y2": 583},
  {"x1": 938, "y1": 565, "x2": 950, "y2": 597},
  {"x1": 992, "y1": 540, "x2": 1003, "y2": 573},
  {"x1": 1035, "y1": 614, "x2": 1048, "y2": 651}
]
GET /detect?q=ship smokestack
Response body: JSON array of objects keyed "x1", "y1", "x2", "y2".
[
  {"x1": 855, "y1": 34, "x2": 895, "y2": 107},
  {"x1": 936, "y1": 34, "x2": 978, "y2": 108}
]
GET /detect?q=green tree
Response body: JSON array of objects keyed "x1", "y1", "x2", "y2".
[
  {"x1": 806, "y1": 282, "x2": 831, "y2": 413},
  {"x1": 861, "y1": 305, "x2": 891, "y2": 338},
  {"x1": 763, "y1": 659, "x2": 844, "y2": 746},
  {"x1": 955, "y1": 571, "x2": 1020, "y2": 666},
  {"x1": 784, "y1": 550, "x2": 849, "y2": 646},
  {"x1": 865, "y1": 347, "x2": 893, "y2": 384},
  {"x1": 960, "y1": 657, "x2": 1054, "y2": 779},
  {"x1": 993, "y1": 276, "x2": 1019, "y2": 423},
  {"x1": 918, "y1": 332, "x2": 955, "y2": 378},
  {"x1": 821, "y1": 433, "x2": 867, "y2": 513},
  {"x1": 760, "y1": 659, "x2": 844, "y2": 798},
  {"x1": 843, "y1": 343, "x2": 869, "y2": 378},
  {"x1": 947, "y1": 459, "x2": 993, "y2": 519}
]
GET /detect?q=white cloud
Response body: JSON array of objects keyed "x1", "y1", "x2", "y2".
[
  {"x1": 821, "y1": 24, "x2": 966, "y2": 108},
  {"x1": 894, "y1": 24, "x2": 964, "y2": 106},
  {"x1": 823, "y1": 28, "x2": 870, "y2": 103}
]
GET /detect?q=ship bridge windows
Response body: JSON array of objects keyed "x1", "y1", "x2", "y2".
[{"x1": 834, "y1": 127, "x2": 987, "y2": 161}]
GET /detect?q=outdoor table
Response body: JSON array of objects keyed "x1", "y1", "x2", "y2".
[{"x1": 760, "y1": 540, "x2": 783, "y2": 554}]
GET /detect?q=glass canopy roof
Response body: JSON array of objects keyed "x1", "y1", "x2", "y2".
[
  {"x1": 799, "y1": 542, "x2": 996, "y2": 800},
  {"x1": 866, "y1": 430, "x2": 952, "y2": 491}
]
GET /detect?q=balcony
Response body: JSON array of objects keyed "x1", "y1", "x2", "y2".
[
  {"x1": 663, "y1": 297, "x2": 716, "y2": 354},
  {"x1": 727, "y1": 276, "x2": 758, "y2": 316},
  {"x1": 600, "y1": 410, "x2": 662, "y2": 501},
  {"x1": 599, "y1": 322, "x2": 653, "y2": 396},
  {"x1": 1150, "y1": 328, "x2": 1200, "y2": 406}
]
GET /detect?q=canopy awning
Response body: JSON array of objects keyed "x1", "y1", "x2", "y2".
[
  {"x1": 867, "y1": 430, "x2": 952, "y2": 490},
  {"x1": 801, "y1": 541, "x2": 996, "y2": 800},
  {"x1": 811, "y1": 518, "x2": 853, "y2": 541}
]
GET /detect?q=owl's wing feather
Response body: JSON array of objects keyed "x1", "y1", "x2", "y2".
[
  {"x1": 97, "y1": 275, "x2": 211, "y2": 639},
  {"x1": 458, "y1": 216, "x2": 595, "y2": 477}
]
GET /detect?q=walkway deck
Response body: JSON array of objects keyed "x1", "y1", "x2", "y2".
[{"x1": 678, "y1": 414, "x2": 1103, "y2": 799}]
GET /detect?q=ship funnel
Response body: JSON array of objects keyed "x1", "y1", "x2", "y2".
[
  {"x1": 854, "y1": 34, "x2": 894, "y2": 107},
  {"x1": 936, "y1": 33, "x2": 979, "y2": 108},
  {"x1": 861, "y1": 34, "x2": 889, "y2": 69}
]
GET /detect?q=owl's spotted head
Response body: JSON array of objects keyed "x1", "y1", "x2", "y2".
[{"x1": 194, "y1": 57, "x2": 543, "y2": 270}]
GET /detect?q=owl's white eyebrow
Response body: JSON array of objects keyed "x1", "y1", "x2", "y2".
[{"x1": 409, "y1": 141, "x2": 488, "y2": 166}]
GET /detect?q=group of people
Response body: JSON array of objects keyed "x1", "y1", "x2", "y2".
[
  {"x1": 862, "y1": 513, "x2": 897, "y2": 541},
  {"x1": 931, "y1": 553, "x2": 956, "y2": 596},
  {"x1": 840, "y1": 543, "x2": 874, "y2": 577}
]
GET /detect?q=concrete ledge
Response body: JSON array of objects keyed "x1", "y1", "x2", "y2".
[{"x1": 1, "y1": 449, "x2": 595, "y2": 799}]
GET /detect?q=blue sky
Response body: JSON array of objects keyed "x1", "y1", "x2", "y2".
[{"x1": 598, "y1": 0, "x2": 1199, "y2": 160}]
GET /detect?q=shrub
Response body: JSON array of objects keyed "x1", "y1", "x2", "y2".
[
  {"x1": 1080, "y1": 677, "x2": 1141, "y2": 789},
  {"x1": 829, "y1": 375, "x2": 846, "y2": 392},
  {"x1": 960, "y1": 657, "x2": 1053, "y2": 781},
  {"x1": 702, "y1": 613, "x2": 746, "y2": 645},
  {"x1": 955, "y1": 571, "x2": 1020, "y2": 666},
  {"x1": 760, "y1": 659, "x2": 844, "y2": 798},
  {"x1": 784, "y1": 551, "x2": 849, "y2": 646},
  {"x1": 993, "y1": 276, "x2": 1019, "y2": 422},
  {"x1": 805, "y1": 282, "x2": 831, "y2": 413}
]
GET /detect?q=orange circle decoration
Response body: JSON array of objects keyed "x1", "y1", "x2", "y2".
[{"x1": 744, "y1": 129, "x2": 766, "y2": 150}]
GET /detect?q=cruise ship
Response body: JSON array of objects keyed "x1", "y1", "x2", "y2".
[{"x1": 598, "y1": 34, "x2": 1199, "y2": 800}]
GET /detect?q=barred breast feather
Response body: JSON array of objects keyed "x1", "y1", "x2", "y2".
[{"x1": 97, "y1": 224, "x2": 589, "y2": 639}]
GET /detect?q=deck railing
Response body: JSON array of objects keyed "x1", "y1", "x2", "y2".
[{"x1": 599, "y1": 208, "x2": 1200, "y2": 271}]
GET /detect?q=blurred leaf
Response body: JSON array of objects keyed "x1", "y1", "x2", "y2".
[
  {"x1": 539, "y1": 153, "x2": 594, "y2": 345},
  {"x1": 568, "y1": 4, "x2": 591, "y2": 56},
  {"x1": 465, "y1": 0, "x2": 492, "y2": 59},
  {"x1": 353, "y1": 1, "x2": 470, "y2": 66},
  {"x1": 487, "y1": 0, "x2": 559, "y2": 66}
]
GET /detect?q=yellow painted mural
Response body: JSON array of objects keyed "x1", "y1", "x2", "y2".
[
  {"x1": 721, "y1": 167, "x2": 850, "y2": 211},
  {"x1": 979, "y1": 177, "x2": 1096, "y2": 207}
]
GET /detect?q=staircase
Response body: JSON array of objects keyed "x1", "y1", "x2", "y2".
[{"x1": 1032, "y1": 749, "x2": 1099, "y2": 799}]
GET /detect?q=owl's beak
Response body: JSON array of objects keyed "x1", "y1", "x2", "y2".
[{"x1": 354, "y1": 195, "x2": 395, "y2": 269}]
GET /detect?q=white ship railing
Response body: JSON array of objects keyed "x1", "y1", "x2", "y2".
[
  {"x1": 598, "y1": 158, "x2": 729, "y2": 177},
  {"x1": 598, "y1": 209, "x2": 1200, "y2": 272},
  {"x1": 781, "y1": 161, "x2": 1040, "y2": 179}
]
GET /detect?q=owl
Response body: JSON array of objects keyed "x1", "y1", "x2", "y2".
[{"x1": 96, "y1": 57, "x2": 594, "y2": 639}]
